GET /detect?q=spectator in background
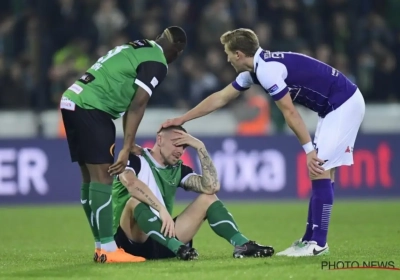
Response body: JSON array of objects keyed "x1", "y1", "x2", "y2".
[
  {"x1": 199, "y1": 0, "x2": 234, "y2": 47},
  {"x1": 1, "y1": 0, "x2": 399, "y2": 127},
  {"x1": 233, "y1": 87, "x2": 271, "y2": 136}
]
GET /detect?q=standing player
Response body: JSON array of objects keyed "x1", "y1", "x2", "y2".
[
  {"x1": 60, "y1": 26, "x2": 187, "y2": 263},
  {"x1": 111, "y1": 125, "x2": 274, "y2": 262},
  {"x1": 161, "y1": 28, "x2": 365, "y2": 257}
]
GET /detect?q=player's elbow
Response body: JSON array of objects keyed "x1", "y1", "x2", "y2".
[
  {"x1": 204, "y1": 182, "x2": 220, "y2": 195},
  {"x1": 282, "y1": 107, "x2": 301, "y2": 129},
  {"x1": 120, "y1": 174, "x2": 137, "y2": 191}
]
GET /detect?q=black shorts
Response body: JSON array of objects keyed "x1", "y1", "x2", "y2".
[
  {"x1": 61, "y1": 106, "x2": 116, "y2": 164},
  {"x1": 114, "y1": 218, "x2": 193, "y2": 260}
]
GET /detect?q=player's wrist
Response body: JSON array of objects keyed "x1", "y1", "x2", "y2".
[
  {"x1": 194, "y1": 143, "x2": 205, "y2": 150},
  {"x1": 302, "y1": 142, "x2": 314, "y2": 154}
]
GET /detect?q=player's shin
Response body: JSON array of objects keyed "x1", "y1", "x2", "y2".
[
  {"x1": 310, "y1": 179, "x2": 333, "y2": 247},
  {"x1": 81, "y1": 183, "x2": 100, "y2": 249},
  {"x1": 133, "y1": 203, "x2": 184, "y2": 254},
  {"x1": 89, "y1": 182, "x2": 118, "y2": 252},
  {"x1": 302, "y1": 197, "x2": 313, "y2": 241},
  {"x1": 206, "y1": 201, "x2": 249, "y2": 246}
]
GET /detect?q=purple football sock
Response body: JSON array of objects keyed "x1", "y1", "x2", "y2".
[
  {"x1": 310, "y1": 179, "x2": 333, "y2": 247},
  {"x1": 331, "y1": 182, "x2": 335, "y2": 190},
  {"x1": 301, "y1": 196, "x2": 313, "y2": 241}
]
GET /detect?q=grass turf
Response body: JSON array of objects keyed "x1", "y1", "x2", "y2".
[{"x1": 0, "y1": 200, "x2": 399, "y2": 280}]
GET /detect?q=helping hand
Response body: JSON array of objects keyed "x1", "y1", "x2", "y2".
[
  {"x1": 131, "y1": 144, "x2": 143, "y2": 155},
  {"x1": 108, "y1": 148, "x2": 130, "y2": 176},
  {"x1": 159, "y1": 117, "x2": 185, "y2": 132}
]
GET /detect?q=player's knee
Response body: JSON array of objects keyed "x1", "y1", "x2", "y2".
[
  {"x1": 309, "y1": 169, "x2": 331, "y2": 180},
  {"x1": 87, "y1": 164, "x2": 113, "y2": 184},
  {"x1": 79, "y1": 164, "x2": 91, "y2": 183},
  {"x1": 126, "y1": 197, "x2": 141, "y2": 211},
  {"x1": 196, "y1": 193, "x2": 218, "y2": 209}
]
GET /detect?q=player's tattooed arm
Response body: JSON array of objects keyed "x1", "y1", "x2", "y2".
[
  {"x1": 120, "y1": 170, "x2": 163, "y2": 212},
  {"x1": 183, "y1": 147, "x2": 220, "y2": 195}
]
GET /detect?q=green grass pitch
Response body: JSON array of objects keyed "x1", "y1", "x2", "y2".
[{"x1": 0, "y1": 200, "x2": 399, "y2": 280}]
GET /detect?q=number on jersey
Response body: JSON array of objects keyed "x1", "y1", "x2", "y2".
[
  {"x1": 271, "y1": 52, "x2": 284, "y2": 59},
  {"x1": 90, "y1": 45, "x2": 130, "y2": 71}
]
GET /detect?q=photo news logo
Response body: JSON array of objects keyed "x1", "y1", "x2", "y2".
[{"x1": 321, "y1": 261, "x2": 400, "y2": 271}]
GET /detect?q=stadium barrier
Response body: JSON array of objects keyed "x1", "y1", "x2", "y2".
[{"x1": 0, "y1": 135, "x2": 399, "y2": 205}]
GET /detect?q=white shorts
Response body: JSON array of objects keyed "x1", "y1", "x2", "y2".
[{"x1": 313, "y1": 89, "x2": 365, "y2": 171}]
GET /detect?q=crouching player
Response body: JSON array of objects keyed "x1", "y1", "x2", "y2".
[{"x1": 106, "y1": 126, "x2": 274, "y2": 262}]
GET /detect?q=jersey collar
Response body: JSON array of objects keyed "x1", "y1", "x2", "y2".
[
  {"x1": 154, "y1": 42, "x2": 164, "y2": 53},
  {"x1": 253, "y1": 47, "x2": 263, "y2": 72},
  {"x1": 144, "y1": 148, "x2": 166, "y2": 169}
]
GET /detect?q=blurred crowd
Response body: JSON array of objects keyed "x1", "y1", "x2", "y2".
[{"x1": 1, "y1": 0, "x2": 400, "y2": 113}]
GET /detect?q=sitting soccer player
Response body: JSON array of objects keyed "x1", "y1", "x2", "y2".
[{"x1": 108, "y1": 126, "x2": 274, "y2": 262}]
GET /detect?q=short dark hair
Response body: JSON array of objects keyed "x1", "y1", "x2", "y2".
[
  {"x1": 158, "y1": 125, "x2": 187, "y2": 134},
  {"x1": 165, "y1": 26, "x2": 187, "y2": 52}
]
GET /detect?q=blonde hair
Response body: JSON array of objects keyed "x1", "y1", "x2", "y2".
[{"x1": 220, "y1": 28, "x2": 260, "y2": 57}]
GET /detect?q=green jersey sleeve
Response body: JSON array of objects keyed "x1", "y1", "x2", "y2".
[{"x1": 134, "y1": 61, "x2": 168, "y2": 96}]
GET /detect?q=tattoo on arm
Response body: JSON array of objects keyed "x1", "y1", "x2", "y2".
[
  {"x1": 184, "y1": 147, "x2": 219, "y2": 194},
  {"x1": 121, "y1": 172, "x2": 161, "y2": 211},
  {"x1": 132, "y1": 185, "x2": 160, "y2": 211}
]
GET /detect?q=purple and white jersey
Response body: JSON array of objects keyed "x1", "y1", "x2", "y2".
[{"x1": 232, "y1": 48, "x2": 358, "y2": 117}]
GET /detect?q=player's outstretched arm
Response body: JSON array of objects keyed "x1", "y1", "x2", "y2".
[
  {"x1": 119, "y1": 169, "x2": 165, "y2": 212},
  {"x1": 162, "y1": 84, "x2": 240, "y2": 128}
]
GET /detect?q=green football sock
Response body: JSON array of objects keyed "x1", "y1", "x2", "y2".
[
  {"x1": 89, "y1": 182, "x2": 117, "y2": 251},
  {"x1": 134, "y1": 203, "x2": 184, "y2": 254},
  {"x1": 206, "y1": 200, "x2": 249, "y2": 246},
  {"x1": 81, "y1": 183, "x2": 100, "y2": 248}
]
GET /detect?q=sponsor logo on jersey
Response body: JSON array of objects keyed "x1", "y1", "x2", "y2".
[
  {"x1": 150, "y1": 77, "x2": 159, "y2": 88},
  {"x1": 60, "y1": 96, "x2": 76, "y2": 111},
  {"x1": 267, "y1": 84, "x2": 279, "y2": 94},
  {"x1": 67, "y1": 84, "x2": 83, "y2": 94}
]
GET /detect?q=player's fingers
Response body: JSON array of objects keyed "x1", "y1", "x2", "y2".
[
  {"x1": 170, "y1": 136, "x2": 183, "y2": 141},
  {"x1": 172, "y1": 129, "x2": 185, "y2": 135},
  {"x1": 315, "y1": 157, "x2": 325, "y2": 166},
  {"x1": 160, "y1": 220, "x2": 166, "y2": 236},
  {"x1": 308, "y1": 166, "x2": 319, "y2": 177},
  {"x1": 110, "y1": 165, "x2": 125, "y2": 175},
  {"x1": 169, "y1": 221, "x2": 175, "y2": 238},
  {"x1": 167, "y1": 223, "x2": 172, "y2": 238},
  {"x1": 108, "y1": 163, "x2": 121, "y2": 172},
  {"x1": 173, "y1": 140, "x2": 185, "y2": 146},
  {"x1": 313, "y1": 161, "x2": 325, "y2": 172},
  {"x1": 310, "y1": 163, "x2": 323, "y2": 175}
]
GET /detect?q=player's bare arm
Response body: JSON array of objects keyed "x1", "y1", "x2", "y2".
[
  {"x1": 275, "y1": 93, "x2": 311, "y2": 145},
  {"x1": 171, "y1": 130, "x2": 220, "y2": 194},
  {"x1": 119, "y1": 169, "x2": 163, "y2": 212},
  {"x1": 123, "y1": 88, "x2": 150, "y2": 152},
  {"x1": 161, "y1": 84, "x2": 240, "y2": 128},
  {"x1": 109, "y1": 88, "x2": 149, "y2": 175},
  {"x1": 184, "y1": 148, "x2": 220, "y2": 194},
  {"x1": 275, "y1": 93, "x2": 325, "y2": 176}
]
